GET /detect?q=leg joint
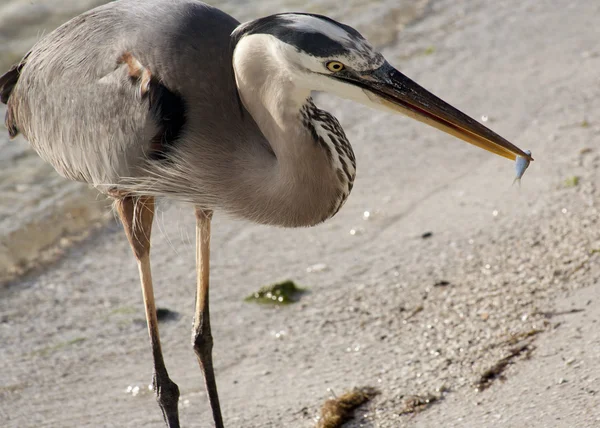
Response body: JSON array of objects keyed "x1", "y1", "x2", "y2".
[
  {"x1": 153, "y1": 374, "x2": 180, "y2": 411},
  {"x1": 192, "y1": 329, "x2": 213, "y2": 355}
]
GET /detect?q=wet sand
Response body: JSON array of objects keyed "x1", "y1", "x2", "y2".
[{"x1": 1, "y1": 0, "x2": 600, "y2": 427}]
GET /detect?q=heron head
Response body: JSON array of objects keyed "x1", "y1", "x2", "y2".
[{"x1": 232, "y1": 13, "x2": 531, "y2": 161}]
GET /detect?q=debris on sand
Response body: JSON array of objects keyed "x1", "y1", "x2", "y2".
[
  {"x1": 244, "y1": 280, "x2": 306, "y2": 305},
  {"x1": 533, "y1": 308, "x2": 584, "y2": 319},
  {"x1": 316, "y1": 386, "x2": 379, "y2": 428},
  {"x1": 404, "y1": 305, "x2": 424, "y2": 321},
  {"x1": 475, "y1": 343, "x2": 535, "y2": 391},
  {"x1": 398, "y1": 392, "x2": 442, "y2": 415},
  {"x1": 502, "y1": 328, "x2": 543, "y2": 346}
]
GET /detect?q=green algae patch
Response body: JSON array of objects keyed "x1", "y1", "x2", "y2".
[
  {"x1": 109, "y1": 306, "x2": 137, "y2": 316},
  {"x1": 245, "y1": 280, "x2": 306, "y2": 305},
  {"x1": 423, "y1": 46, "x2": 436, "y2": 55},
  {"x1": 564, "y1": 176, "x2": 580, "y2": 187},
  {"x1": 31, "y1": 337, "x2": 86, "y2": 357}
]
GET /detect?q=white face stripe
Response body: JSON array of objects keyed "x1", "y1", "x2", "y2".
[
  {"x1": 281, "y1": 14, "x2": 382, "y2": 68},
  {"x1": 284, "y1": 14, "x2": 359, "y2": 46}
]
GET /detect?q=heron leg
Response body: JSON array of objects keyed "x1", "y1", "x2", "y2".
[
  {"x1": 115, "y1": 196, "x2": 180, "y2": 428},
  {"x1": 192, "y1": 208, "x2": 224, "y2": 428}
]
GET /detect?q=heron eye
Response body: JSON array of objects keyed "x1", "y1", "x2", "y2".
[{"x1": 326, "y1": 61, "x2": 345, "y2": 72}]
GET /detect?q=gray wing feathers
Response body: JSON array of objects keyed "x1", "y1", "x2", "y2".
[
  {"x1": 3, "y1": 0, "x2": 238, "y2": 192},
  {"x1": 8, "y1": 2, "x2": 157, "y2": 188}
]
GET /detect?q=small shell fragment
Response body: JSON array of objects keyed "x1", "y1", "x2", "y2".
[{"x1": 513, "y1": 150, "x2": 531, "y2": 185}]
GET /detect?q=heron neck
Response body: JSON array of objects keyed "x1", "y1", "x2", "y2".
[
  {"x1": 232, "y1": 52, "x2": 349, "y2": 227},
  {"x1": 232, "y1": 34, "x2": 317, "y2": 160}
]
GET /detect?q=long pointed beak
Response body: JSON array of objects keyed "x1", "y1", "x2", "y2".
[{"x1": 342, "y1": 63, "x2": 532, "y2": 162}]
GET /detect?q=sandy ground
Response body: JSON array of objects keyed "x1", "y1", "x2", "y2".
[{"x1": 2, "y1": 0, "x2": 600, "y2": 427}]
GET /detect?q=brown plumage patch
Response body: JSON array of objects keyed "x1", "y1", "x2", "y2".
[
  {"x1": 118, "y1": 52, "x2": 152, "y2": 98},
  {"x1": 5, "y1": 108, "x2": 19, "y2": 139},
  {"x1": 316, "y1": 387, "x2": 379, "y2": 428},
  {"x1": 117, "y1": 51, "x2": 188, "y2": 161}
]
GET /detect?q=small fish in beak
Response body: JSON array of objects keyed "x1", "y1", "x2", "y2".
[{"x1": 513, "y1": 149, "x2": 532, "y2": 185}]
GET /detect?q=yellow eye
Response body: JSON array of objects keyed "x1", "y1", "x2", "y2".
[{"x1": 326, "y1": 61, "x2": 345, "y2": 72}]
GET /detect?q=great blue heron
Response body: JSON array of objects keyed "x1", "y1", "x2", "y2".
[{"x1": 0, "y1": 0, "x2": 532, "y2": 426}]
